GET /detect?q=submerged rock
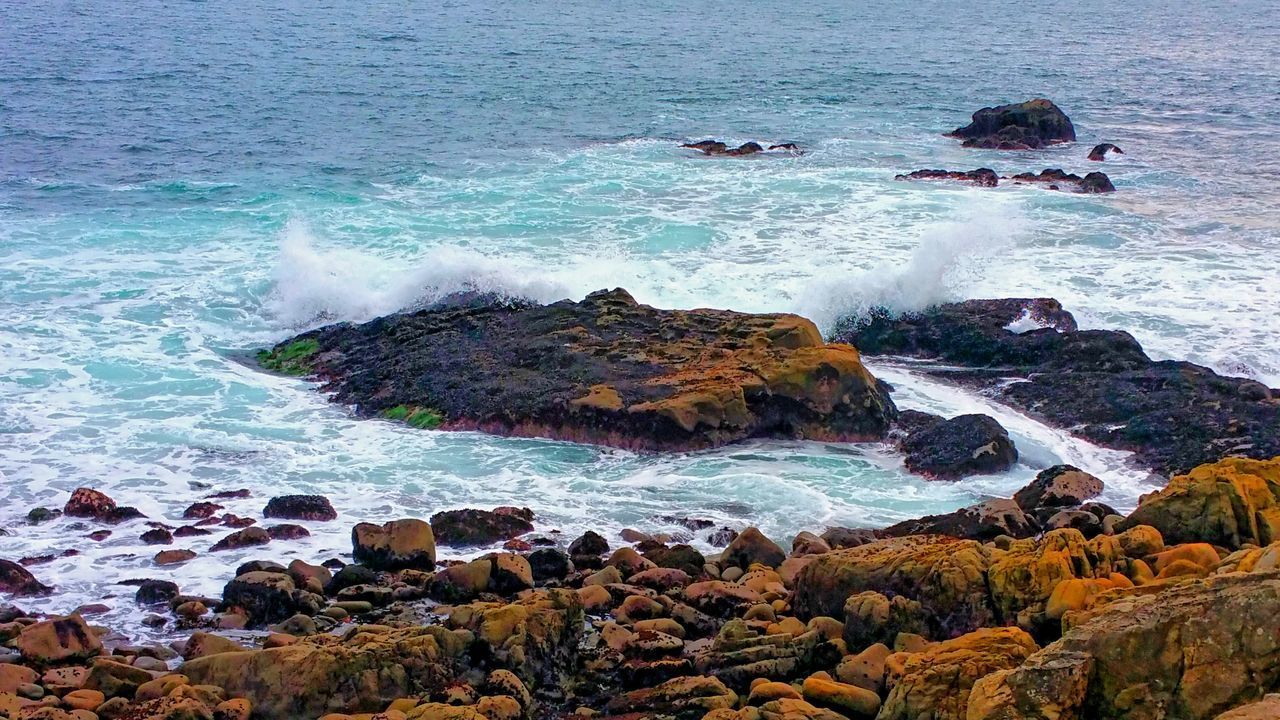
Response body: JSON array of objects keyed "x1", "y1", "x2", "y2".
[
  {"x1": 1010, "y1": 168, "x2": 1116, "y2": 193},
  {"x1": 895, "y1": 168, "x2": 999, "y2": 187},
  {"x1": 63, "y1": 488, "x2": 144, "y2": 524},
  {"x1": 947, "y1": 98, "x2": 1076, "y2": 149},
  {"x1": 267, "y1": 288, "x2": 896, "y2": 451},
  {"x1": 838, "y1": 298, "x2": 1280, "y2": 476},
  {"x1": 1088, "y1": 142, "x2": 1124, "y2": 161}
]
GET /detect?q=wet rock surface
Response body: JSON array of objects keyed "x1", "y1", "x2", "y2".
[
  {"x1": 838, "y1": 298, "x2": 1280, "y2": 475},
  {"x1": 947, "y1": 98, "x2": 1076, "y2": 149},
  {"x1": 265, "y1": 288, "x2": 897, "y2": 451}
]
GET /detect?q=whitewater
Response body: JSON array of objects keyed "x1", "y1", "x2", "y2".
[{"x1": 2, "y1": 0, "x2": 1279, "y2": 637}]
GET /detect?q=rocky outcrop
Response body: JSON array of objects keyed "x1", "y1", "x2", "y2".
[
  {"x1": 1009, "y1": 168, "x2": 1116, "y2": 193},
  {"x1": 0, "y1": 559, "x2": 53, "y2": 597},
  {"x1": 947, "y1": 99, "x2": 1076, "y2": 149},
  {"x1": 899, "y1": 413, "x2": 1018, "y2": 479},
  {"x1": 682, "y1": 140, "x2": 802, "y2": 156},
  {"x1": 969, "y1": 571, "x2": 1280, "y2": 720},
  {"x1": 430, "y1": 507, "x2": 534, "y2": 547},
  {"x1": 352, "y1": 519, "x2": 436, "y2": 570},
  {"x1": 882, "y1": 498, "x2": 1035, "y2": 541},
  {"x1": 1119, "y1": 456, "x2": 1280, "y2": 549},
  {"x1": 895, "y1": 168, "x2": 999, "y2": 187},
  {"x1": 15, "y1": 615, "x2": 102, "y2": 665},
  {"x1": 879, "y1": 627, "x2": 1039, "y2": 720},
  {"x1": 1088, "y1": 142, "x2": 1124, "y2": 161},
  {"x1": 1014, "y1": 465, "x2": 1104, "y2": 514},
  {"x1": 63, "y1": 488, "x2": 143, "y2": 524},
  {"x1": 266, "y1": 288, "x2": 896, "y2": 452},
  {"x1": 262, "y1": 495, "x2": 336, "y2": 521},
  {"x1": 838, "y1": 298, "x2": 1280, "y2": 476}
]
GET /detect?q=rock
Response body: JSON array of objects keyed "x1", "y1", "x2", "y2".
[
  {"x1": 692, "y1": 620, "x2": 837, "y2": 691},
  {"x1": 723, "y1": 527, "x2": 787, "y2": 569},
  {"x1": 1014, "y1": 464, "x2": 1104, "y2": 512},
  {"x1": 791, "y1": 532, "x2": 831, "y2": 556},
  {"x1": 489, "y1": 553, "x2": 534, "y2": 593},
  {"x1": 0, "y1": 666, "x2": 37, "y2": 694},
  {"x1": 430, "y1": 507, "x2": 534, "y2": 546},
  {"x1": 895, "y1": 168, "x2": 999, "y2": 187},
  {"x1": 446, "y1": 588, "x2": 584, "y2": 690},
  {"x1": 263, "y1": 494, "x2": 337, "y2": 521},
  {"x1": 819, "y1": 527, "x2": 879, "y2": 549},
  {"x1": 1008, "y1": 167, "x2": 1116, "y2": 194},
  {"x1": 792, "y1": 535, "x2": 995, "y2": 639},
  {"x1": 1044, "y1": 509, "x2": 1102, "y2": 537},
  {"x1": 682, "y1": 140, "x2": 728, "y2": 154},
  {"x1": 801, "y1": 675, "x2": 881, "y2": 718},
  {"x1": 1080, "y1": 170, "x2": 1116, "y2": 193},
  {"x1": 836, "y1": 642, "x2": 891, "y2": 694},
  {"x1": 135, "y1": 579, "x2": 180, "y2": 606},
  {"x1": 0, "y1": 559, "x2": 52, "y2": 597},
  {"x1": 970, "y1": 571, "x2": 1280, "y2": 720},
  {"x1": 220, "y1": 572, "x2": 299, "y2": 626},
  {"x1": 986, "y1": 528, "x2": 1123, "y2": 630},
  {"x1": 837, "y1": 298, "x2": 1280, "y2": 476},
  {"x1": 606, "y1": 675, "x2": 738, "y2": 717},
  {"x1": 1088, "y1": 142, "x2": 1124, "y2": 161},
  {"x1": 155, "y1": 549, "x2": 197, "y2": 566},
  {"x1": 882, "y1": 498, "x2": 1036, "y2": 541},
  {"x1": 725, "y1": 142, "x2": 764, "y2": 156},
  {"x1": 947, "y1": 98, "x2": 1076, "y2": 150},
  {"x1": 183, "y1": 626, "x2": 462, "y2": 718},
  {"x1": 768, "y1": 143, "x2": 805, "y2": 154},
  {"x1": 843, "y1": 591, "x2": 925, "y2": 649},
  {"x1": 63, "y1": 488, "x2": 144, "y2": 524},
  {"x1": 707, "y1": 527, "x2": 738, "y2": 547},
  {"x1": 879, "y1": 627, "x2": 1038, "y2": 720},
  {"x1": 209, "y1": 526, "x2": 270, "y2": 552},
  {"x1": 351, "y1": 519, "x2": 436, "y2": 570},
  {"x1": 16, "y1": 615, "x2": 102, "y2": 665},
  {"x1": 607, "y1": 547, "x2": 657, "y2": 576},
  {"x1": 266, "y1": 523, "x2": 309, "y2": 541},
  {"x1": 569, "y1": 530, "x2": 609, "y2": 558},
  {"x1": 182, "y1": 502, "x2": 223, "y2": 519},
  {"x1": 174, "y1": 526, "x2": 211, "y2": 538},
  {"x1": 140, "y1": 527, "x2": 173, "y2": 545},
  {"x1": 271, "y1": 288, "x2": 896, "y2": 451},
  {"x1": 1119, "y1": 456, "x2": 1280, "y2": 549},
  {"x1": 641, "y1": 543, "x2": 707, "y2": 576},
  {"x1": 324, "y1": 564, "x2": 378, "y2": 595},
  {"x1": 1217, "y1": 695, "x2": 1280, "y2": 719},
  {"x1": 528, "y1": 548, "x2": 571, "y2": 582},
  {"x1": 900, "y1": 413, "x2": 1018, "y2": 479},
  {"x1": 428, "y1": 560, "x2": 493, "y2": 602},
  {"x1": 26, "y1": 508, "x2": 60, "y2": 525}
]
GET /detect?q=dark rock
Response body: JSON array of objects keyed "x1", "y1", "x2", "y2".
[
  {"x1": 209, "y1": 526, "x2": 270, "y2": 553},
  {"x1": 768, "y1": 142, "x2": 805, "y2": 154},
  {"x1": 658, "y1": 516, "x2": 715, "y2": 531},
  {"x1": 820, "y1": 527, "x2": 880, "y2": 549},
  {"x1": 900, "y1": 413, "x2": 1018, "y2": 479},
  {"x1": 88, "y1": 530, "x2": 111, "y2": 541},
  {"x1": 1013, "y1": 465, "x2": 1104, "y2": 512},
  {"x1": 182, "y1": 502, "x2": 223, "y2": 519},
  {"x1": 641, "y1": 543, "x2": 707, "y2": 576},
  {"x1": 1080, "y1": 171, "x2": 1116, "y2": 193},
  {"x1": 706, "y1": 527, "x2": 738, "y2": 548},
  {"x1": 529, "y1": 548, "x2": 572, "y2": 582},
  {"x1": 1044, "y1": 509, "x2": 1103, "y2": 537},
  {"x1": 263, "y1": 495, "x2": 337, "y2": 522},
  {"x1": 220, "y1": 514, "x2": 255, "y2": 528},
  {"x1": 220, "y1": 572, "x2": 299, "y2": 626},
  {"x1": 352, "y1": 519, "x2": 435, "y2": 570},
  {"x1": 324, "y1": 564, "x2": 379, "y2": 595},
  {"x1": 140, "y1": 528, "x2": 173, "y2": 545},
  {"x1": 725, "y1": 141, "x2": 764, "y2": 156},
  {"x1": 882, "y1": 498, "x2": 1037, "y2": 541},
  {"x1": 269, "y1": 288, "x2": 897, "y2": 452},
  {"x1": 134, "y1": 580, "x2": 180, "y2": 606},
  {"x1": 682, "y1": 139, "x2": 728, "y2": 154},
  {"x1": 206, "y1": 489, "x2": 251, "y2": 499},
  {"x1": 174, "y1": 525, "x2": 211, "y2": 538},
  {"x1": 895, "y1": 168, "x2": 999, "y2": 187},
  {"x1": 430, "y1": 507, "x2": 534, "y2": 547},
  {"x1": 0, "y1": 559, "x2": 53, "y2": 597},
  {"x1": 1088, "y1": 143, "x2": 1124, "y2": 161},
  {"x1": 722, "y1": 527, "x2": 786, "y2": 569},
  {"x1": 266, "y1": 524, "x2": 310, "y2": 541},
  {"x1": 947, "y1": 98, "x2": 1076, "y2": 149},
  {"x1": 837, "y1": 298, "x2": 1280, "y2": 476},
  {"x1": 63, "y1": 488, "x2": 145, "y2": 524},
  {"x1": 569, "y1": 530, "x2": 610, "y2": 557},
  {"x1": 26, "y1": 508, "x2": 60, "y2": 525},
  {"x1": 1009, "y1": 168, "x2": 1116, "y2": 193}
]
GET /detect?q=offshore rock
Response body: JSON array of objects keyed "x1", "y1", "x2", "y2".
[
  {"x1": 881, "y1": 498, "x2": 1036, "y2": 541},
  {"x1": 838, "y1": 298, "x2": 1280, "y2": 476},
  {"x1": 1088, "y1": 142, "x2": 1124, "y2": 161},
  {"x1": 895, "y1": 168, "x2": 999, "y2": 187},
  {"x1": 0, "y1": 559, "x2": 53, "y2": 597},
  {"x1": 63, "y1": 488, "x2": 144, "y2": 524},
  {"x1": 969, "y1": 571, "x2": 1280, "y2": 720},
  {"x1": 267, "y1": 288, "x2": 896, "y2": 451},
  {"x1": 899, "y1": 413, "x2": 1018, "y2": 479},
  {"x1": 1119, "y1": 456, "x2": 1280, "y2": 549},
  {"x1": 1009, "y1": 168, "x2": 1116, "y2": 193},
  {"x1": 430, "y1": 507, "x2": 534, "y2": 547},
  {"x1": 947, "y1": 98, "x2": 1076, "y2": 150}
]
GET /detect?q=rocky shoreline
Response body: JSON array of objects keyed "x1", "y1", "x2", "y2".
[{"x1": 3, "y1": 455, "x2": 1280, "y2": 720}]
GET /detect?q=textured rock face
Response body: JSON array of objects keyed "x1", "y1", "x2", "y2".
[
  {"x1": 443, "y1": 588, "x2": 584, "y2": 691},
  {"x1": 900, "y1": 413, "x2": 1018, "y2": 479},
  {"x1": 969, "y1": 571, "x2": 1280, "y2": 720},
  {"x1": 266, "y1": 288, "x2": 896, "y2": 451},
  {"x1": 352, "y1": 519, "x2": 436, "y2": 570},
  {"x1": 1009, "y1": 168, "x2": 1116, "y2": 193},
  {"x1": 15, "y1": 615, "x2": 102, "y2": 665},
  {"x1": 838, "y1": 298, "x2": 1279, "y2": 476},
  {"x1": 1014, "y1": 465, "x2": 1104, "y2": 513},
  {"x1": 262, "y1": 495, "x2": 336, "y2": 521},
  {"x1": 1119, "y1": 456, "x2": 1280, "y2": 549},
  {"x1": 430, "y1": 507, "x2": 534, "y2": 547},
  {"x1": 792, "y1": 535, "x2": 995, "y2": 638},
  {"x1": 895, "y1": 168, "x2": 999, "y2": 186},
  {"x1": 62, "y1": 488, "x2": 144, "y2": 524},
  {"x1": 947, "y1": 98, "x2": 1076, "y2": 149},
  {"x1": 879, "y1": 627, "x2": 1039, "y2": 720},
  {"x1": 0, "y1": 559, "x2": 53, "y2": 597},
  {"x1": 882, "y1": 498, "x2": 1035, "y2": 541}
]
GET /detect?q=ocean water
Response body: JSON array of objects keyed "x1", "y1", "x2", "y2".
[{"x1": 2, "y1": 0, "x2": 1279, "y2": 634}]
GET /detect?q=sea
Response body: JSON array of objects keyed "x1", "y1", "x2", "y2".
[{"x1": 2, "y1": 0, "x2": 1279, "y2": 636}]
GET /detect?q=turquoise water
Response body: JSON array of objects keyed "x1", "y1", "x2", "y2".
[{"x1": 2, "y1": 0, "x2": 1279, "y2": 630}]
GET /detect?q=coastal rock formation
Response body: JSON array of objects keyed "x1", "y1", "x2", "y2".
[
  {"x1": 898, "y1": 413, "x2": 1018, "y2": 479},
  {"x1": 262, "y1": 495, "x2": 337, "y2": 521},
  {"x1": 947, "y1": 99, "x2": 1076, "y2": 149},
  {"x1": 881, "y1": 498, "x2": 1035, "y2": 541},
  {"x1": 682, "y1": 140, "x2": 803, "y2": 156},
  {"x1": 1088, "y1": 142, "x2": 1124, "y2": 160},
  {"x1": 879, "y1": 627, "x2": 1039, "y2": 720},
  {"x1": 265, "y1": 288, "x2": 897, "y2": 451},
  {"x1": 838, "y1": 298, "x2": 1280, "y2": 476},
  {"x1": 63, "y1": 488, "x2": 144, "y2": 524},
  {"x1": 970, "y1": 571, "x2": 1280, "y2": 720},
  {"x1": 0, "y1": 559, "x2": 53, "y2": 597},
  {"x1": 430, "y1": 507, "x2": 534, "y2": 547},
  {"x1": 895, "y1": 168, "x2": 999, "y2": 187},
  {"x1": 1119, "y1": 456, "x2": 1280, "y2": 549},
  {"x1": 1010, "y1": 168, "x2": 1116, "y2": 193},
  {"x1": 352, "y1": 519, "x2": 436, "y2": 570}
]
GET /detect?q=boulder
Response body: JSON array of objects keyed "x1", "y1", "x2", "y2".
[
  {"x1": 528, "y1": 548, "x2": 571, "y2": 582},
  {"x1": 209, "y1": 526, "x2": 270, "y2": 552},
  {"x1": 1088, "y1": 143, "x2": 1124, "y2": 161},
  {"x1": 444, "y1": 588, "x2": 584, "y2": 690},
  {"x1": 134, "y1": 579, "x2": 180, "y2": 606},
  {"x1": 947, "y1": 98, "x2": 1076, "y2": 149},
  {"x1": 220, "y1": 572, "x2": 299, "y2": 626},
  {"x1": 262, "y1": 495, "x2": 337, "y2": 521},
  {"x1": 352, "y1": 519, "x2": 436, "y2": 570},
  {"x1": 1119, "y1": 456, "x2": 1280, "y2": 549},
  {"x1": 267, "y1": 288, "x2": 896, "y2": 451},
  {"x1": 1014, "y1": 465, "x2": 1105, "y2": 512},
  {"x1": 16, "y1": 615, "x2": 102, "y2": 665},
  {"x1": 722, "y1": 527, "x2": 786, "y2": 569},
  {"x1": 63, "y1": 488, "x2": 144, "y2": 524},
  {"x1": 693, "y1": 620, "x2": 838, "y2": 691},
  {"x1": 430, "y1": 507, "x2": 534, "y2": 546},
  {"x1": 969, "y1": 571, "x2": 1280, "y2": 720},
  {"x1": 607, "y1": 675, "x2": 737, "y2": 717},
  {"x1": 792, "y1": 535, "x2": 995, "y2": 639},
  {"x1": 986, "y1": 528, "x2": 1124, "y2": 629},
  {"x1": 642, "y1": 543, "x2": 707, "y2": 576},
  {"x1": 0, "y1": 559, "x2": 52, "y2": 597},
  {"x1": 837, "y1": 298, "x2": 1280, "y2": 476},
  {"x1": 1217, "y1": 695, "x2": 1280, "y2": 719},
  {"x1": 882, "y1": 498, "x2": 1036, "y2": 541},
  {"x1": 895, "y1": 168, "x2": 999, "y2": 187},
  {"x1": 900, "y1": 413, "x2": 1018, "y2": 479},
  {"x1": 879, "y1": 627, "x2": 1038, "y2": 720}
]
